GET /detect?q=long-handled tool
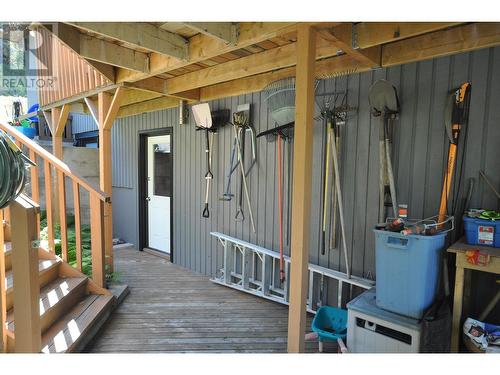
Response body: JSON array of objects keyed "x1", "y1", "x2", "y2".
[
  {"x1": 230, "y1": 105, "x2": 257, "y2": 227},
  {"x1": 232, "y1": 123, "x2": 256, "y2": 232},
  {"x1": 438, "y1": 82, "x2": 471, "y2": 223},
  {"x1": 220, "y1": 136, "x2": 238, "y2": 201},
  {"x1": 369, "y1": 80, "x2": 400, "y2": 222},
  {"x1": 192, "y1": 103, "x2": 229, "y2": 218},
  {"x1": 330, "y1": 114, "x2": 351, "y2": 279},
  {"x1": 202, "y1": 130, "x2": 214, "y2": 218}
]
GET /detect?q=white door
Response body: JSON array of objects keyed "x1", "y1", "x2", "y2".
[{"x1": 147, "y1": 135, "x2": 172, "y2": 254}]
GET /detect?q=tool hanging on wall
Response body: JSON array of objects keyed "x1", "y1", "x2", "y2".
[
  {"x1": 369, "y1": 79, "x2": 400, "y2": 223},
  {"x1": 230, "y1": 104, "x2": 257, "y2": 231},
  {"x1": 192, "y1": 103, "x2": 229, "y2": 218},
  {"x1": 260, "y1": 77, "x2": 318, "y2": 283},
  {"x1": 259, "y1": 77, "x2": 300, "y2": 284},
  {"x1": 315, "y1": 70, "x2": 357, "y2": 256},
  {"x1": 438, "y1": 82, "x2": 471, "y2": 223}
]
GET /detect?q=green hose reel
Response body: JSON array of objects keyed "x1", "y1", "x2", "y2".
[{"x1": 0, "y1": 130, "x2": 36, "y2": 209}]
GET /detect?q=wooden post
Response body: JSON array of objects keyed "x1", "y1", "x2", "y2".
[
  {"x1": 73, "y1": 181, "x2": 82, "y2": 271},
  {"x1": 287, "y1": 24, "x2": 317, "y2": 353},
  {"x1": 50, "y1": 105, "x2": 70, "y2": 226},
  {"x1": 0, "y1": 209, "x2": 6, "y2": 353},
  {"x1": 28, "y1": 150, "x2": 40, "y2": 230},
  {"x1": 90, "y1": 193, "x2": 106, "y2": 288},
  {"x1": 96, "y1": 88, "x2": 124, "y2": 274},
  {"x1": 10, "y1": 196, "x2": 41, "y2": 353},
  {"x1": 43, "y1": 161, "x2": 55, "y2": 253}
]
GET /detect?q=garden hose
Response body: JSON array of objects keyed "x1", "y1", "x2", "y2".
[{"x1": 0, "y1": 130, "x2": 35, "y2": 209}]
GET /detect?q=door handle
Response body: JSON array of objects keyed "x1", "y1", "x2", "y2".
[{"x1": 146, "y1": 197, "x2": 151, "y2": 201}]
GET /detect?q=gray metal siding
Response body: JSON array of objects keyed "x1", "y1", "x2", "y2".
[
  {"x1": 111, "y1": 47, "x2": 500, "y2": 312},
  {"x1": 71, "y1": 112, "x2": 98, "y2": 134}
]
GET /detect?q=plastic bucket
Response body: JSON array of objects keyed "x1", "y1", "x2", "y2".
[{"x1": 374, "y1": 229, "x2": 447, "y2": 319}]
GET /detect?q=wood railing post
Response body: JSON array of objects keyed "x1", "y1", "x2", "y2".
[
  {"x1": 90, "y1": 193, "x2": 106, "y2": 288},
  {"x1": 57, "y1": 171, "x2": 68, "y2": 261},
  {"x1": 287, "y1": 24, "x2": 317, "y2": 353},
  {"x1": 0, "y1": 209, "x2": 7, "y2": 353},
  {"x1": 28, "y1": 150, "x2": 41, "y2": 230},
  {"x1": 10, "y1": 196, "x2": 41, "y2": 353},
  {"x1": 72, "y1": 182, "x2": 82, "y2": 271},
  {"x1": 43, "y1": 161, "x2": 55, "y2": 253}
]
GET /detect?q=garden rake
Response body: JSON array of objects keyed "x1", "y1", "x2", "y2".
[{"x1": 316, "y1": 69, "x2": 357, "y2": 281}]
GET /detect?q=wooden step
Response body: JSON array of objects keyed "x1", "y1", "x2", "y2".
[
  {"x1": 41, "y1": 294, "x2": 114, "y2": 353},
  {"x1": 4, "y1": 241, "x2": 12, "y2": 271},
  {"x1": 7, "y1": 277, "x2": 88, "y2": 335},
  {"x1": 5, "y1": 257, "x2": 61, "y2": 310}
]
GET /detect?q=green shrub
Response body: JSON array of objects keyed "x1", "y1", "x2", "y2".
[{"x1": 39, "y1": 210, "x2": 120, "y2": 282}]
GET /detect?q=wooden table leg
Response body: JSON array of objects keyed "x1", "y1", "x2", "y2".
[{"x1": 451, "y1": 257, "x2": 465, "y2": 352}]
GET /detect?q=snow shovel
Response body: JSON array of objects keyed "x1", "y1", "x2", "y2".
[{"x1": 369, "y1": 80, "x2": 400, "y2": 222}]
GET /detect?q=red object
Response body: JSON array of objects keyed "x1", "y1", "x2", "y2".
[{"x1": 465, "y1": 250, "x2": 491, "y2": 266}]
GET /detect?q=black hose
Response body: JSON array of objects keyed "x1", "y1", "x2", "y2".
[{"x1": 0, "y1": 130, "x2": 30, "y2": 209}]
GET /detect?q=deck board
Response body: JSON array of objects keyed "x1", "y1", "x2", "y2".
[{"x1": 88, "y1": 246, "x2": 318, "y2": 353}]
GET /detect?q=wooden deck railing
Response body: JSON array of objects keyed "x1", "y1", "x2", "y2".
[{"x1": 0, "y1": 123, "x2": 110, "y2": 289}]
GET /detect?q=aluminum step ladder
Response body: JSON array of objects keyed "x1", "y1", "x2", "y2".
[{"x1": 210, "y1": 232, "x2": 375, "y2": 312}]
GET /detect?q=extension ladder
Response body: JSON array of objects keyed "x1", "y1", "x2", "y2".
[{"x1": 210, "y1": 232, "x2": 374, "y2": 312}]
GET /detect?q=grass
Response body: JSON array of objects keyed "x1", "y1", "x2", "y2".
[{"x1": 39, "y1": 210, "x2": 120, "y2": 283}]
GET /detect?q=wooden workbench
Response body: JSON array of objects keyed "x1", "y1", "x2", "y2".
[{"x1": 447, "y1": 238, "x2": 500, "y2": 352}]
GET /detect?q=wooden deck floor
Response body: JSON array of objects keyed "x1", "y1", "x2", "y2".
[{"x1": 88, "y1": 246, "x2": 315, "y2": 353}]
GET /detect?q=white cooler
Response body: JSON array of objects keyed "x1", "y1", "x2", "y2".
[{"x1": 347, "y1": 288, "x2": 422, "y2": 353}]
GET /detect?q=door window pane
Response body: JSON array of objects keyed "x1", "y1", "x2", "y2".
[{"x1": 153, "y1": 142, "x2": 172, "y2": 197}]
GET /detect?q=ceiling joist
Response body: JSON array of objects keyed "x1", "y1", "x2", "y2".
[
  {"x1": 352, "y1": 22, "x2": 464, "y2": 49},
  {"x1": 382, "y1": 22, "x2": 500, "y2": 67},
  {"x1": 179, "y1": 22, "x2": 239, "y2": 44},
  {"x1": 200, "y1": 54, "x2": 369, "y2": 101},
  {"x1": 48, "y1": 23, "x2": 149, "y2": 74},
  {"x1": 68, "y1": 22, "x2": 189, "y2": 61},
  {"x1": 322, "y1": 24, "x2": 381, "y2": 67},
  {"x1": 116, "y1": 22, "x2": 298, "y2": 83},
  {"x1": 165, "y1": 35, "x2": 344, "y2": 94}
]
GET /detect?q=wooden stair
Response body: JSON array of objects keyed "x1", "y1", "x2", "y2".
[{"x1": 3, "y1": 241, "x2": 115, "y2": 353}]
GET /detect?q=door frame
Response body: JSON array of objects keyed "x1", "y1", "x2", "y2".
[{"x1": 138, "y1": 127, "x2": 174, "y2": 262}]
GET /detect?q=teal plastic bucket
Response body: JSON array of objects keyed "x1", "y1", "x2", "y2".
[{"x1": 374, "y1": 229, "x2": 447, "y2": 319}]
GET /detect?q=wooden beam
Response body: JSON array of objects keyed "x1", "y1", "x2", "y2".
[
  {"x1": 200, "y1": 54, "x2": 369, "y2": 101},
  {"x1": 180, "y1": 22, "x2": 238, "y2": 44},
  {"x1": 116, "y1": 22, "x2": 298, "y2": 83},
  {"x1": 124, "y1": 78, "x2": 201, "y2": 101},
  {"x1": 10, "y1": 196, "x2": 41, "y2": 353},
  {"x1": 124, "y1": 77, "x2": 168, "y2": 95},
  {"x1": 287, "y1": 24, "x2": 316, "y2": 353},
  {"x1": 352, "y1": 22, "x2": 463, "y2": 49},
  {"x1": 39, "y1": 83, "x2": 122, "y2": 111},
  {"x1": 382, "y1": 22, "x2": 500, "y2": 67},
  {"x1": 50, "y1": 105, "x2": 70, "y2": 158},
  {"x1": 80, "y1": 34, "x2": 149, "y2": 73},
  {"x1": 120, "y1": 89, "x2": 163, "y2": 107},
  {"x1": 49, "y1": 23, "x2": 148, "y2": 74},
  {"x1": 68, "y1": 22, "x2": 189, "y2": 60},
  {"x1": 322, "y1": 23, "x2": 381, "y2": 67},
  {"x1": 103, "y1": 87, "x2": 125, "y2": 130},
  {"x1": 117, "y1": 96, "x2": 180, "y2": 118},
  {"x1": 38, "y1": 23, "x2": 116, "y2": 82},
  {"x1": 166, "y1": 36, "x2": 342, "y2": 94}
]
